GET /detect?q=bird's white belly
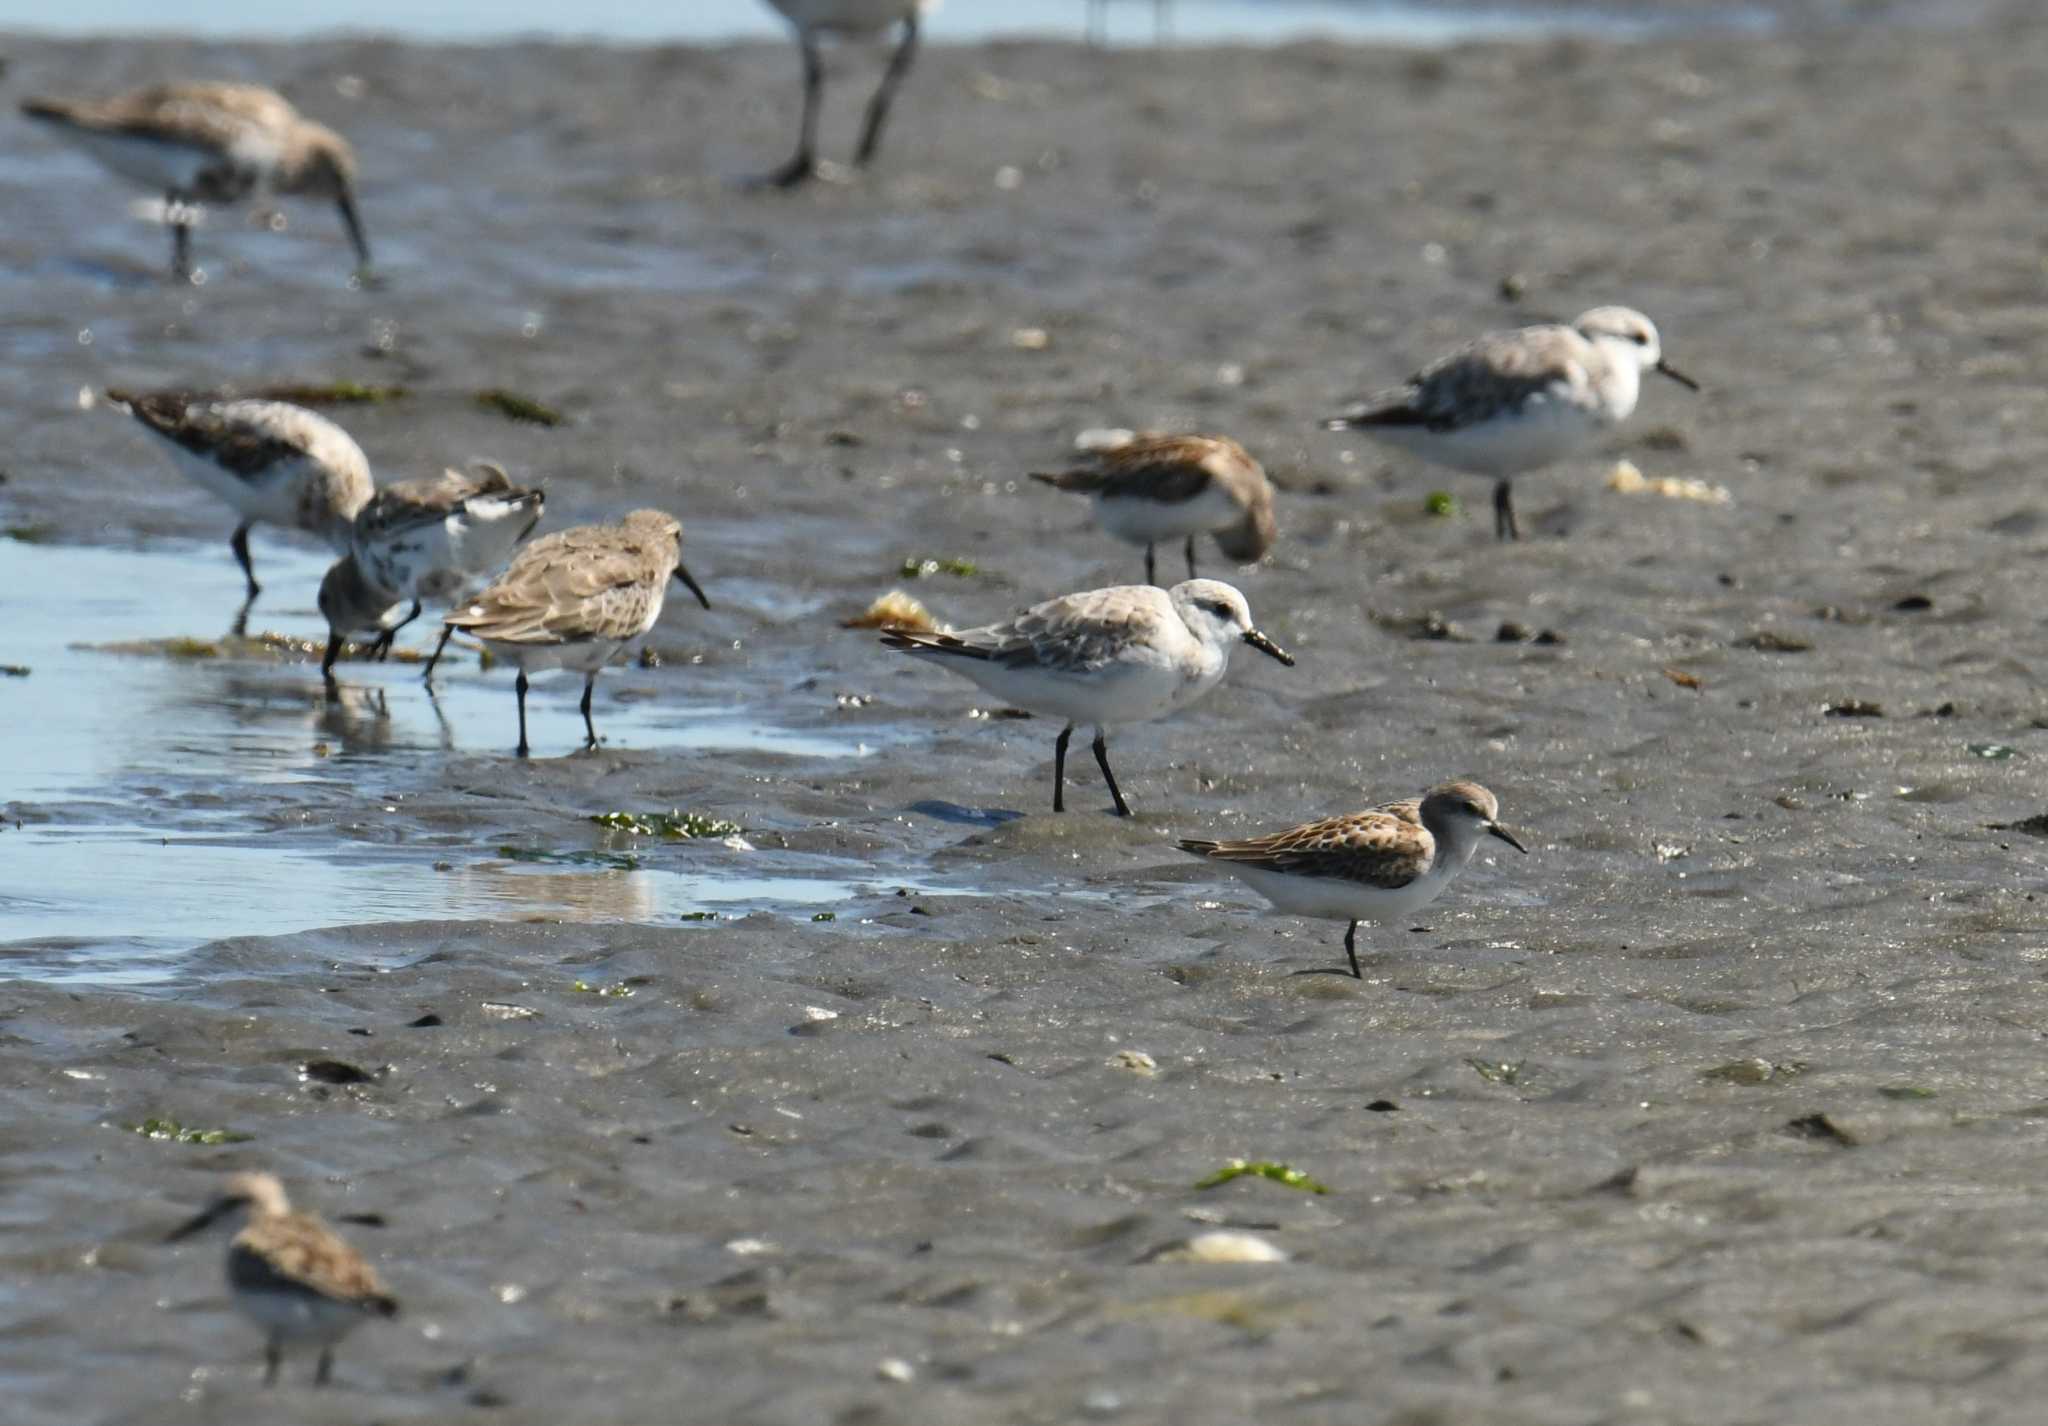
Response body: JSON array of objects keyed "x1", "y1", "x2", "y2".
[
  {"x1": 1223, "y1": 862, "x2": 1452, "y2": 923},
  {"x1": 64, "y1": 129, "x2": 219, "y2": 196},
  {"x1": 762, "y1": 0, "x2": 929, "y2": 35},
  {"x1": 1095, "y1": 483, "x2": 1243, "y2": 546},
  {"x1": 169, "y1": 447, "x2": 307, "y2": 529},
  {"x1": 1372, "y1": 398, "x2": 1600, "y2": 478},
  {"x1": 486, "y1": 638, "x2": 630, "y2": 677},
  {"x1": 941, "y1": 652, "x2": 1214, "y2": 727}
]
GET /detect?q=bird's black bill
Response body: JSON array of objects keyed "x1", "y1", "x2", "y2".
[
  {"x1": 165, "y1": 1200, "x2": 230, "y2": 1243},
  {"x1": 1243, "y1": 629, "x2": 1295, "y2": 666},
  {"x1": 1655, "y1": 360, "x2": 1700, "y2": 392},
  {"x1": 1488, "y1": 822, "x2": 1529, "y2": 854},
  {"x1": 336, "y1": 190, "x2": 372, "y2": 269},
  {"x1": 673, "y1": 563, "x2": 711, "y2": 610}
]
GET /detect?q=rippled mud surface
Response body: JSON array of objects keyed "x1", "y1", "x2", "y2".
[{"x1": 7, "y1": 9, "x2": 2048, "y2": 1422}]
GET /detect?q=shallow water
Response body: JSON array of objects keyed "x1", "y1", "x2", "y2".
[{"x1": 0, "y1": 538, "x2": 948, "y2": 980}]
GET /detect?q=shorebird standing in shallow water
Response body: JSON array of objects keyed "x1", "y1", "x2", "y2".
[
  {"x1": 107, "y1": 390, "x2": 373, "y2": 630},
  {"x1": 1324, "y1": 307, "x2": 1698, "y2": 541},
  {"x1": 21, "y1": 81, "x2": 370, "y2": 280},
  {"x1": 753, "y1": 0, "x2": 931, "y2": 187},
  {"x1": 1180, "y1": 781, "x2": 1526, "y2": 978},
  {"x1": 1032, "y1": 432, "x2": 1276, "y2": 587},
  {"x1": 881, "y1": 579, "x2": 1294, "y2": 817},
  {"x1": 317, "y1": 462, "x2": 546, "y2": 684},
  {"x1": 442, "y1": 509, "x2": 710, "y2": 757},
  {"x1": 165, "y1": 1171, "x2": 398, "y2": 1388}
]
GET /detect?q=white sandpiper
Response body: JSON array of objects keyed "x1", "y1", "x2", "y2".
[
  {"x1": 107, "y1": 389, "x2": 373, "y2": 629},
  {"x1": 21, "y1": 81, "x2": 370, "y2": 280},
  {"x1": 317, "y1": 461, "x2": 547, "y2": 684},
  {"x1": 881, "y1": 578, "x2": 1294, "y2": 817},
  {"x1": 1032, "y1": 432, "x2": 1277, "y2": 587},
  {"x1": 165, "y1": 1171, "x2": 399, "y2": 1388},
  {"x1": 441, "y1": 509, "x2": 710, "y2": 757},
  {"x1": 1324, "y1": 307, "x2": 1698, "y2": 541},
  {"x1": 1180, "y1": 780, "x2": 1526, "y2": 978},
  {"x1": 753, "y1": 0, "x2": 931, "y2": 187}
]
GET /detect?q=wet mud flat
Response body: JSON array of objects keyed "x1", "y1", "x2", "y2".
[{"x1": 10, "y1": 6, "x2": 2048, "y2": 1421}]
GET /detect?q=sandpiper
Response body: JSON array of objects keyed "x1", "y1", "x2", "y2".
[
  {"x1": 881, "y1": 578, "x2": 1294, "y2": 816},
  {"x1": 753, "y1": 0, "x2": 930, "y2": 187},
  {"x1": 317, "y1": 462, "x2": 546, "y2": 683},
  {"x1": 22, "y1": 81, "x2": 370, "y2": 279},
  {"x1": 1180, "y1": 780, "x2": 1526, "y2": 978},
  {"x1": 107, "y1": 389, "x2": 373, "y2": 627},
  {"x1": 1032, "y1": 432, "x2": 1276, "y2": 586},
  {"x1": 165, "y1": 1171, "x2": 398, "y2": 1388},
  {"x1": 1324, "y1": 307, "x2": 1698, "y2": 541},
  {"x1": 442, "y1": 509, "x2": 710, "y2": 756}
]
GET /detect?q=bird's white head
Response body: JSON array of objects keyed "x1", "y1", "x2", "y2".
[
  {"x1": 1419, "y1": 780, "x2": 1528, "y2": 857},
  {"x1": 1168, "y1": 579, "x2": 1295, "y2": 666},
  {"x1": 1573, "y1": 306, "x2": 1699, "y2": 392},
  {"x1": 166, "y1": 1171, "x2": 292, "y2": 1243}
]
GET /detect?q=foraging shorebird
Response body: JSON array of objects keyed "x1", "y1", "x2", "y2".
[
  {"x1": 1324, "y1": 307, "x2": 1698, "y2": 541},
  {"x1": 1032, "y1": 433, "x2": 1276, "y2": 587},
  {"x1": 317, "y1": 462, "x2": 546, "y2": 684},
  {"x1": 753, "y1": 0, "x2": 932, "y2": 187},
  {"x1": 107, "y1": 389, "x2": 373, "y2": 628},
  {"x1": 881, "y1": 579, "x2": 1294, "y2": 816},
  {"x1": 442, "y1": 509, "x2": 710, "y2": 757},
  {"x1": 165, "y1": 1171, "x2": 398, "y2": 1388},
  {"x1": 1180, "y1": 781, "x2": 1526, "y2": 978},
  {"x1": 20, "y1": 81, "x2": 370, "y2": 279}
]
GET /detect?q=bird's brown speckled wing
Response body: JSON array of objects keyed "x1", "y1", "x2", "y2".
[
  {"x1": 357, "y1": 466, "x2": 515, "y2": 543},
  {"x1": 87, "y1": 83, "x2": 298, "y2": 148},
  {"x1": 1181, "y1": 799, "x2": 1431, "y2": 888},
  {"x1": 444, "y1": 524, "x2": 666, "y2": 644},
  {"x1": 1347, "y1": 326, "x2": 1591, "y2": 432},
  {"x1": 885, "y1": 586, "x2": 1171, "y2": 674},
  {"x1": 111, "y1": 391, "x2": 310, "y2": 479},
  {"x1": 230, "y1": 1213, "x2": 392, "y2": 1308},
  {"x1": 1035, "y1": 435, "x2": 1236, "y2": 504}
]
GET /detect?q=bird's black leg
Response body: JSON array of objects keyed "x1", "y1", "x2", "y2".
[
  {"x1": 754, "y1": 33, "x2": 823, "y2": 187},
  {"x1": 372, "y1": 601, "x2": 421, "y2": 661},
  {"x1": 167, "y1": 190, "x2": 192, "y2": 280},
  {"x1": 1053, "y1": 723, "x2": 1073, "y2": 813},
  {"x1": 321, "y1": 632, "x2": 344, "y2": 685},
  {"x1": 262, "y1": 1336, "x2": 281, "y2": 1387},
  {"x1": 1345, "y1": 920, "x2": 1362, "y2": 979},
  {"x1": 579, "y1": 675, "x2": 599, "y2": 749},
  {"x1": 229, "y1": 522, "x2": 260, "y2": 600},
  {"x1": 1183, "y1": 534, "x2": 1198, "y2": 580},
  {"x1": 314, "y1": 1347, "x2": 333, "y2": 1387},
  {"x1": 854, "y1": 12, "x2": 920, "y2": 168},
  {"x1": 421, "y1": 624, "x2": 455, "y2": 683},
  {"x1": 1493, "y1": 478, "x2": 1519, "y2": 542},
  {"x1": 1144, "y1": 543, "x2": 1157, "y2": 587},
  {"x1": 1092, "y1": 727, "x2": 1132, "y2": 817},
  {"x1": 514, "y1": 670, "x2": 531, "y2": 758}
]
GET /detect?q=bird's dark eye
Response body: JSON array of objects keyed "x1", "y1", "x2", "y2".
[
  {"x1": 1631, "y1": 331, "x2": 1650, "y2": 345},
  {"x1": 1201, "y1": 599, "x2": 1231, "y2": 618}
]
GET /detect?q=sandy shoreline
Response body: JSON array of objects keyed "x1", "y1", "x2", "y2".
[{"x1": 9, "y1": 8, "x2": 2048, "y2": 1421}]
